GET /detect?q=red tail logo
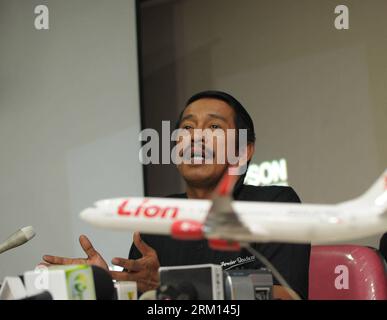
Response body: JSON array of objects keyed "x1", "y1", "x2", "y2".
[{"x1": 216, "y1": 173, "x2": 238, "y2": 196}]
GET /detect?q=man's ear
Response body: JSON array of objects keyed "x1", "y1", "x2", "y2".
[{"x1": 246, "y1": 143, "x2": 255, "y2": 162}]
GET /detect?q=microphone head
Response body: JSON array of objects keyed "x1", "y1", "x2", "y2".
[
  {"x1": 0, "y1": 226, "x2": 36, "y2": 255},
  {"x1": 91, "y1": 265, "x2": 115, "y2": 300},
  {"x1": 20, "y1": 226, "x2": 35, "y2": 241}
]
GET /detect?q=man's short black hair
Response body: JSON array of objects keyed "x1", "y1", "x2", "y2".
[{"x1": 176, "y1": 90, "x2": 256, "y2": 144}]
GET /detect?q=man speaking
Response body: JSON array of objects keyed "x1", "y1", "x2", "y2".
[{"x1": 42, "y1": 91, "x2": 310, "y2": 299}]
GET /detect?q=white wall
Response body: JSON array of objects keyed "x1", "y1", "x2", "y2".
[{"x1": 0, "y1": 0, "x2": 143, "y2": 280}]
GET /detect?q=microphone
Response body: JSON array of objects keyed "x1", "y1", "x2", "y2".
[
  {"x1": 20, "y1": 291, "x2": 53, "y2": 300},
  {"x1": 23, "y1": 265, "x2": 115, "y2": 300},
  {"x1": 0, "y1": 226, "x2": 36, "y2": 255},
  {"x1": 159, "y1": 264, "x2": 224, "y2": 299},
  {"x1": 0, "y1": 276, "x2": 27, "y2": 300},
  {"x1": 91, "y1": 265, "x2": 115, "y2": 300}
]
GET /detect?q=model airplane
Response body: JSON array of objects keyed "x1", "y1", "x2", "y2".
[{"x1": 80, "y1": 170, "x2": 387, "y2": 250}]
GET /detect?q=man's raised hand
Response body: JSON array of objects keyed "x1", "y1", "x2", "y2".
[
  {"x1": 42, "y1": 235, "x2": 109, "y2": 271},
  {"x1": 110, "y1": 232, "x2": 160, "y2": 293}
]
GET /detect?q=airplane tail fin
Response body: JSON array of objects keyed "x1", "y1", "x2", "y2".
[
  {"x1": 205, "y1": 170, "x2": 248, "y2": 234},
  {"x1": 214, "y1": 171, "x2": 239, "y2": 197},
  {"x1": 338, "y1": 169, "x2": 387, "y2": 214}
]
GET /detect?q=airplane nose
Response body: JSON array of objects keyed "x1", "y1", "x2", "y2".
[{"x1": 80, "y1": 208, "x2": 93, "y2": 221}]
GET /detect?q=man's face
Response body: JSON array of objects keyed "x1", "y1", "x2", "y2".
[{"x1": 176, "y1": 98, "x2": 239, "y2": 188}]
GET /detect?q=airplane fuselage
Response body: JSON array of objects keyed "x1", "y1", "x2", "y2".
[{"x1": 81, "y1": 197, "x2": 387, "y2": 244}]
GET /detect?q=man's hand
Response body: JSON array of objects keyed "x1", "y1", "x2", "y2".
[
  {"x1": 41, "y1": 235, "x2": 109, "y2": 271},
  {"x1": 110, "y1": 232, "x2": 160, "y2": 293}
]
